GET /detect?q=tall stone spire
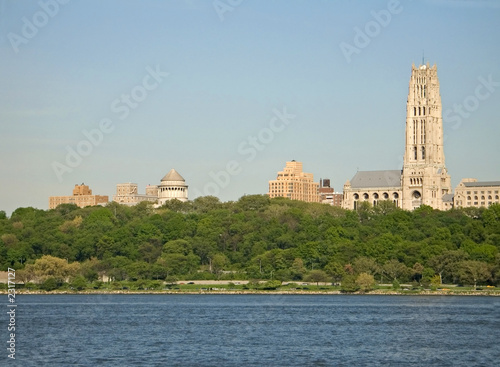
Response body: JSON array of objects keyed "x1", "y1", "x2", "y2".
[{"x1": 401, "y1": 63, "x2": 451, "y2": 210}]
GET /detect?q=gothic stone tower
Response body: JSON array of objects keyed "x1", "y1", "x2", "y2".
[{"x1": 401, "y1": 63, "x2": 452, "y2": 210}]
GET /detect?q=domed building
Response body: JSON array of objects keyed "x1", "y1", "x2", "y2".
[{"x1": 157, "y1": 169, "x2": 188, "y2": 205}]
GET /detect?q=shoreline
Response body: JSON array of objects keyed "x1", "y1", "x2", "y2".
[{"x1": 4, "y1": 289, "x2": 499, "y2": 296}]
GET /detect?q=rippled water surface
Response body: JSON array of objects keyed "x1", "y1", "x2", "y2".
[{"x1": 10, "y1": 294, "x2": 500, "y2": 366}]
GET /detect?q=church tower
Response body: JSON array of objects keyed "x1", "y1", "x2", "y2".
[{"x1": 401, "y1": 63, "x2": 452, "y2": 210}]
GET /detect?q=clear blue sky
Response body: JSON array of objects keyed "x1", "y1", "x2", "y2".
[{"x1": 1, "y1": 0, "x2": 499, "y2": 215}]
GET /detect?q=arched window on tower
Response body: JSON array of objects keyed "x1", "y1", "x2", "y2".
[
  {"x1": 419, "y1": 107, "x2": 421, "y2": 116},
  {"x1": 423, "y1": 107, "x2": 425, "y2": 115},
  {"x1": 421, "y1": 146, "x2": 425, "y2": 160},
  {"x1": 413, "y1": 121, "x2": 417, "y2": 144},
  {"x1": 422, "y1": 120, "x2": 426, "y2": 143},
  {"x1": 414, "y1": 146, "x2": 417, "y2": 160},
  {"x1": 414, "y1": 107, "x2": 416, "y2": 116}
]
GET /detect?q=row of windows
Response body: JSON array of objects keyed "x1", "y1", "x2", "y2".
[
  {"x1": 353, "y1": 192, "x2": 399, "y2": 200},
  {"x1": 412, "y1": 120, "x2": 426, "y2": 147},
  {"x1": 413, "y1": 146, "x2": 425, "y2": 160},
  {"x1": 466, "y1": 190, "x2": 499, "y2": 194},
  {"x1": 416, "y1": 84, "x2": 426, "y2": 98},
  {"x1": 410, "y1": 177, "x2": 423, "y2": 185},
  {"x1": 159, "y1": 187, "x2": 186, "y2": 192},
  {"x1": 466, "y1": 195, "x2": 499, "y2": 200},
  {"x1": 413, "y1": 106, "x2": 428, "y2": 116}
]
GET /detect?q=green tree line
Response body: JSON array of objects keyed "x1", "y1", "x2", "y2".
[{"x1": 1, "y1": 196, "x2": 499, "y2": 288}]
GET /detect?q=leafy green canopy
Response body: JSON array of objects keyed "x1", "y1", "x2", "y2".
[{"x1": 1, "y1": 198, "x2": 499, "y2": 286}]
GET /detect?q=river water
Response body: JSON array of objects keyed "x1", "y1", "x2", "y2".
[{"x1": 7, "y1": 294, "x2": 499, "y2": 366}]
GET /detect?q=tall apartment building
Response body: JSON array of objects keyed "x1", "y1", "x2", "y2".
[
  {"x1": 453, "y1": 179, "x2": 500, "y2": 208},
  {"x1": 343, "y1": 62, "x2": 452, "y2": 211},
  {"x1": 268, "y1": 161, "x2": 320, "y2": 203},
  {"x1": 49, "y1": 184, "x2": 108, "y2": 209}
]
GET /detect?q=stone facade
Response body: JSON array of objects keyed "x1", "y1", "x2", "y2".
[
  {"x1": 343, "y1": 63, "x2": 452, "y2": 211},
  {"x1": 343, "y1": 170, "x2": 403, "y2": 209},
  {"x1": 454, "y1": 179, "x2": 500, "y2": 208},
  {"x1": 401, "y1": 63, "x2": 452, "y2": 210},
  {"x1": 49, "y1": 184, "x2": 108, "y2": 209},
  {"x1": 157, "y1": 169, "x2": 188, "y2": 205},
  {"x1": 268, "y1": 161, "x2": 320, "y2": 203},
  {"x1": 112, "y1": 183, "x2": 158, "y2": 206}
]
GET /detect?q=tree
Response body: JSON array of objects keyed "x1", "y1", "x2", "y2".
[
  {"x1": 41, "y1": 277, "x2": 60, "y2": 291},
  {"x1": 1, "y1": 234, "x2": 18, "y2": 246},
  {"x1": 159, "y1": 253, "x2": 200, "y2": 277},
  {"x1": 356, "y1": 273, "x2": 376, "y2": 292},
  {"x1": 71, "y1": 276, "x2": 88, "y2": 291},
  {"x1": 412, "y1": 262, "x2": 424, "y2": 283},
  {"x1": 428, "y1": 250, "x2": 468, "y2": 284},
  {"x1": 324, "y1": 261, "x2": 345, "y2": 283},
  {"x1": 305, "y1": 270, "x2": 329, "y2": 286},
  {"x1": 353, "y1": 257, "x2": 379, "y2": 276},
  {"x1": 340, "y1": 275, "x2": 359, "y2": 293},
  {"x1": 373, "y1": 200, "x2": 398, "y2": 215},
  {"x1": 16, "y1": 266, "x2": 36, "y2": 284},
  {"x1": 163, "y1": 239, "x2": 192, "y2": 256},
  {"x1": 211, "y1": 253, "x2": 229, "y2": 279},
  {"x1": 32, "y1": 255, "x2": 80, "y2": 283},
  {"x1": 383, "y1": 259, "x2": 408, "y2": 282},
  {"x1": 290, "y1": 258, "x2": 307, "y2": 280},
  {"x1": 457, "y1": 260, "x2": 490, "y2": 290}
]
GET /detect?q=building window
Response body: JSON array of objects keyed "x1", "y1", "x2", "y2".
[
  {"x1": 383, "y1": 192, "x2": 389, "y2": 199},
  {"x1": 421, "y1": 120, "x2": 426, "y2": 144},
  {"x1": 414, "y1": 146, "x2": 417, "y2": 160},
  {"x1": 353, "y1": 194, "x2": 359, "y2": 200},
  {"x1": 363, "y1": 193, "x2": 369, "y2": 200},
  {"x1": 421, "y1": 146, "x2": 425, "y2": 160}
]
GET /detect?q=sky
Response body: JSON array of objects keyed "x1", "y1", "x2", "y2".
[{"x1": 0, "y1": 0, "x2": 499, "y2": 215}]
